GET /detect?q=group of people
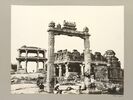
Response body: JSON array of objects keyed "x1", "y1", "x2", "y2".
[
  {"x1": 54, "y1": 73, "x2": 97, "y2": 94},
  {"x1": 36, "y1": 73, "x2": 123, "y2": 94},
  {"x1": 36, "y1": 73, "x2": 97, "y2": 94}
]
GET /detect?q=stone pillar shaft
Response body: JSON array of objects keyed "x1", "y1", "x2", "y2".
[
  {"x1": 65, "y1": 64, "x2": 69, "y2": 77},
  {"x1": 84, "y1": 35, "x2": 91, "y2": 74},
  {"x1": 25, "y1": 61, "x2": 27, "y2": 73},
  {"x1": 46, "y1": 31, "x2": 55, "y2": 93},
  {"x1": 17, "y1": 60, "x2": 20, "y2": 72},
  {"x1": 58, "y1": 65, "x2": 62, "y2": 77},
  {"x1": 17, "y1": 50, "x2": 21, "y2": 72},
  {"x1": 80, "y1": 64, "x2": 84, "y2": 76}
]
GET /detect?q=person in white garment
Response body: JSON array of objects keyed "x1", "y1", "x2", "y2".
[{"x1": 90, "y1": 74, "x2": 96, "y2": 90}]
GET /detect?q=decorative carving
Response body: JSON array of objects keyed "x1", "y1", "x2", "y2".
[
  {"x1": 62, "y1": 20, "x2": 77, "y2": 31},
  {"x1": 104, "y1": 50, "x2": 116, "y2": 57},
  {"x1": 48, "y1": 21, "x2": 55, "y2": 28},
  {"x1": 54, "y1": 49, "x2": 82, "y2": 62},
  {"x1": 94, "y1": 66, "x2": 108, "y2": 81},
  {"x1": 94, "y1": 52, "x2": 102, "y2": 61},
  {"x1": 56, "y1": 24, "x2": 61, "y2": 29},
  {"x1": 72, "y1": 49, "x2": 81, "y2": 61},
  {"x1": 63, "y1": 20, "x2": 76, "y2": 27},
  {"x1": 83, "y1": 27, "x2": 89, "y2": 33}
]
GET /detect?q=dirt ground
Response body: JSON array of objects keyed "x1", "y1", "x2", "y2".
[
  {"x1": 11, "y1": 83, "x2": 88, "y2": 94},
  {"x1": 11, "y1": 84, "x2": 49, "y2": 94}
]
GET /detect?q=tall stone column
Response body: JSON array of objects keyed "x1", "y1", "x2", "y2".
[
  {"x1": 25, "y1": 50, "x2": 28, "y2": 73},
  {"x1": 65, "y1": 63, "x2": 69, "y2": 77},
  {"x1": 58, "y1": 64, "x2": 62, "y2": 77},
  {"x1": 80, "y1": 64, "x2": 84, "y2": 76},
  {"x1": 46, "y1": 21, "x2": 55, "y2": 93},
  {"x1": 83, "y1": 27, "x2": 91, "y2": 74},
  {"x1": 17, "y1": 60, "x2": 20, "y2": 72},
  {"x1": 17, "y1": 50, "x2": 21, "y2": 72}
]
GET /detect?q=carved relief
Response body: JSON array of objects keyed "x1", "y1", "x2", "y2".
[{"x1": 62, "y1": 20, "x2": 77, "y2": 31}]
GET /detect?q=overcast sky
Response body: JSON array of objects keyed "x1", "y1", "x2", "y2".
[{"x1": 11, "y1": 6, "x2": 124, "y2": 72}]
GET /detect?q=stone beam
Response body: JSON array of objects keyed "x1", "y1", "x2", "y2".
[{"x1": 48, "y1": 28, "x2": 90, "y2": 39}]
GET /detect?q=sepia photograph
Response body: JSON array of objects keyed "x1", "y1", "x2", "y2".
[{"x1": 11, "y1": 5, "x2": 124, "y2": 95}]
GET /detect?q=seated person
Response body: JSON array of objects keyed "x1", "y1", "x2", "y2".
[
  {"x1": 90, "y1": 75, "x2": 96, "y2": 89},
  {"x1": 39, "y1": 83, "x2": 44, "y2": 92},
  {"x1": 54, "y1": 84, "x2": 62, "y2": 94}
]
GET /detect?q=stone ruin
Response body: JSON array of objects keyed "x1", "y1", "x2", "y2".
[
  {"x1": 12, "y1": 21, "x2": 124, "y2": 94},
  {"x1": 53, "y1": 49, "x2": 123, "y2": 83},
  {"x1": 16, "y1": 45, "x2": 47, "y2": 73}
]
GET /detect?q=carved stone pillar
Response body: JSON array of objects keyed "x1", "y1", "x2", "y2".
[
  {"x1": 80, "y1": 64, "x2": 84, "y2": 76},
  {"x1": 17, "y1": 50, "x2": 21, "y2": 72},
  {"x1": 25, "y1": 60, "x2": 28, "y2": 73},
  {"x1": 83, "y1": 27, "x2": 91, "y2": 74},
  {"x1": 46, "y1": 21, "x2": 55, "y2": 93},
  {"x1": 65, "y1": 63, "x2": 69, "y2": 77},
  {"x1": 17, "y1": 60, "x2": 20, "y2": 72},
  {"x1": 58, "y1": 64, "x2": 62, "y2": 77}
]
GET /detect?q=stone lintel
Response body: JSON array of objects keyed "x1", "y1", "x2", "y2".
[
  {"x1": 47, "y1": 28, "x2": 90, "y2": 39},
  {"x1": 18, "y1": 48, "x2": 46, "y2": 53},
  {"x1": 16, "y1": 57, "x2": 47, "y2": 62}
]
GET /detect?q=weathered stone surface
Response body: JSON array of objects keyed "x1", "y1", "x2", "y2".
[
  {"x1": 62, "y1": 20, "x2": 77, "y2": 31},
  {"x1": 94, "y1": 66, "x2": 108, "y2": 81},
  {"x1": 84, "y1": 27, "x2": 91, "y2": 74},
  {"x1": 46, "y1": 29, "x2": 55, "y2": 93},
  {"x1": 48, "y1": 21, "x2": 55, "y2": 28},
  {"x1": 55, "y1": 49, "x2": 82, "y2": 62}
]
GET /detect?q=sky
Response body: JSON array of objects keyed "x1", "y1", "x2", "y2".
[{"x1": 11, "y1": 6, "x2": 124, "y2": 72}]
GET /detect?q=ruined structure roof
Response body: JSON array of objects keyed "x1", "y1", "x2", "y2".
[
  {"x1": 54, "y1": 49, "x2": 121, "y2": 67},
  {"x1": 18, "y1": 45, "x2": 46, "y2": 51}
]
